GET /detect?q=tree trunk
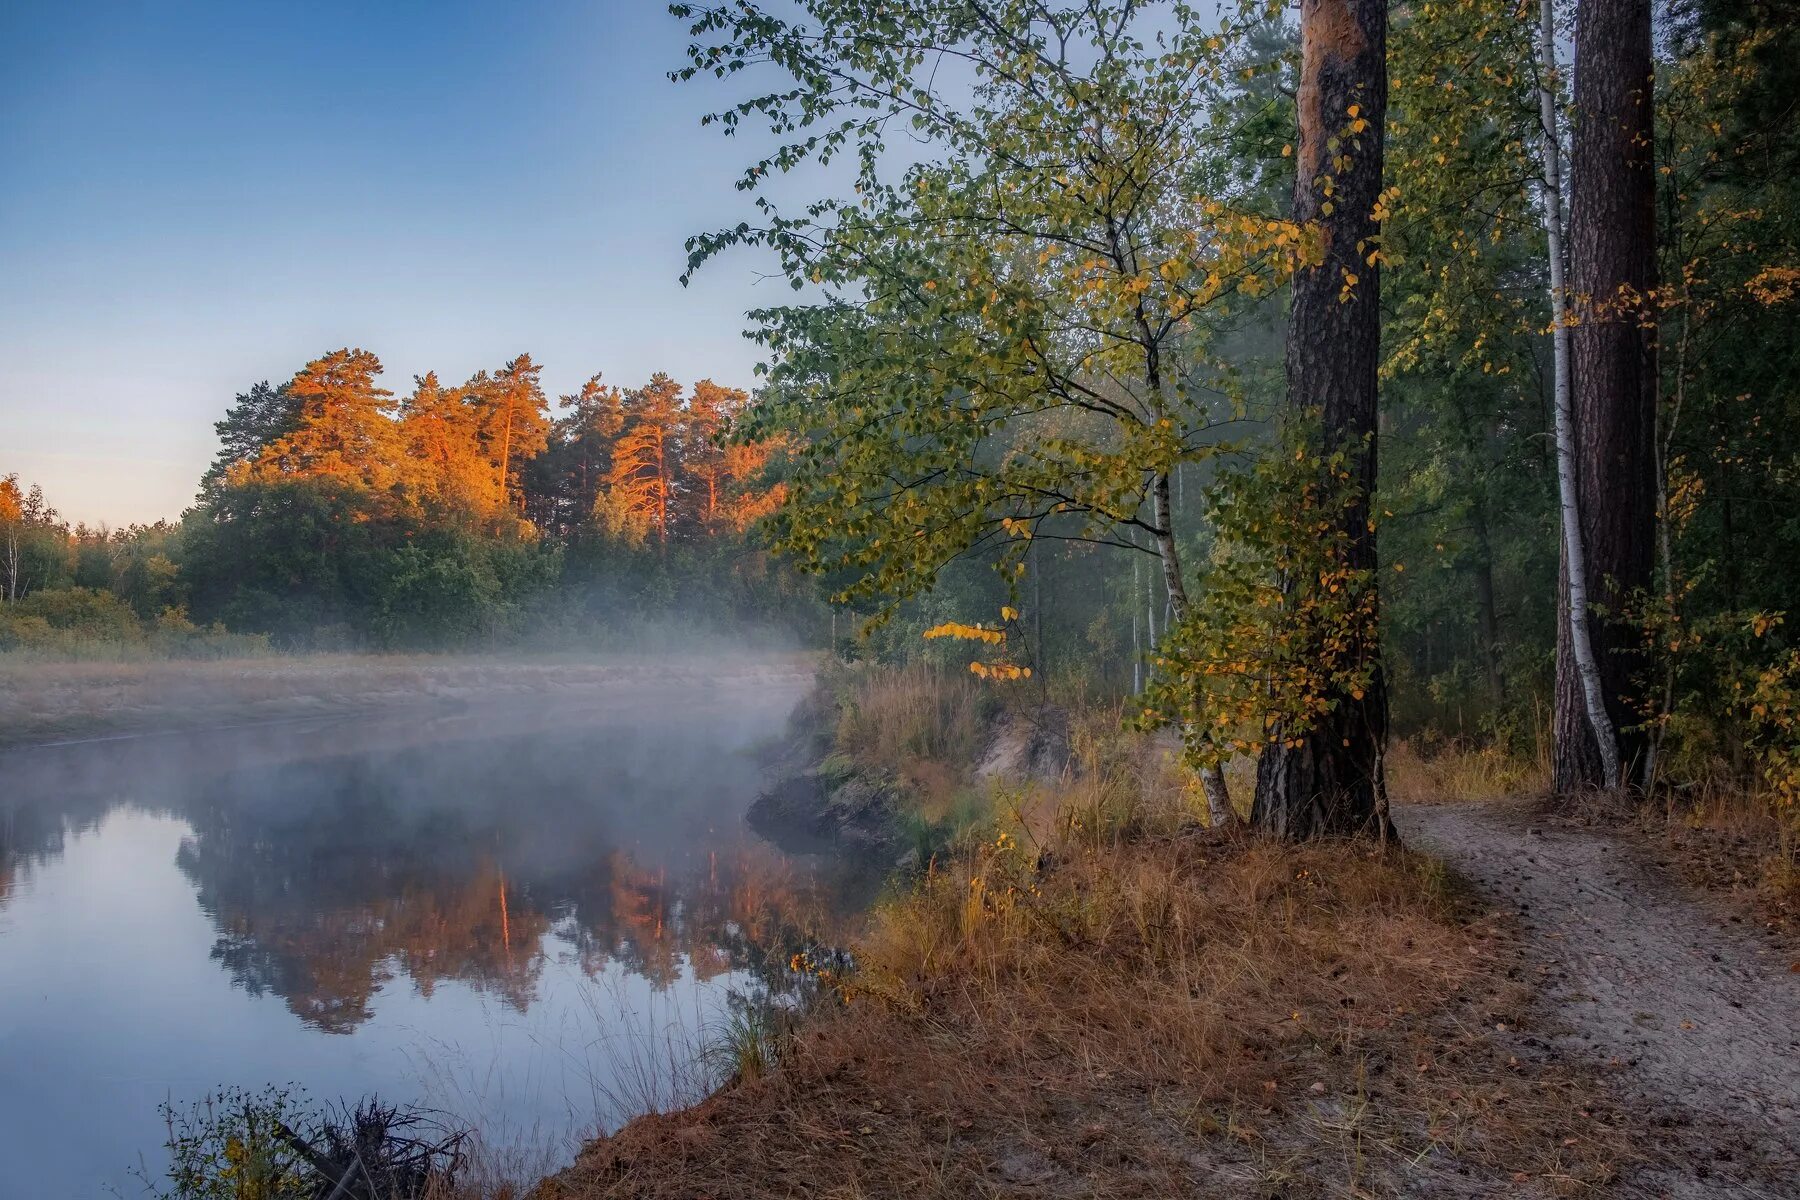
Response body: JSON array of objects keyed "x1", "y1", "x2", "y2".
[
  {"x1": 1538, "y1": 0, "x2": 1622, "y2": 791},
  {"x1": 1251, "y1": 0, "x2": 1392, "y2": 841},
  {"x1": 3, "y1": 525, "x2": 18, "y2": 602},
  {"x1": 1151, "y1": 475, "x2": 1234, "y2": 822},
  {"x1": 1470, "y1": 499, "x2": 1505, "y2": 709},
  {"x1": 1131, "y1": 553, "x2": 1142, "y2": 695},
  {"x1": 1553, "y1": 0, "x2": 1657, "y2": 794},
  {"x1": 499, "y1": 402, "x2": 516, "y2": 510},
  {"x1": 655, "y1": 427, "x2": 670, "y2": 548}
]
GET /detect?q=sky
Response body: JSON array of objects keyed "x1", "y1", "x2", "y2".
[{"x1": 0, "y1": 0, "x2": 789, "y2": 526}]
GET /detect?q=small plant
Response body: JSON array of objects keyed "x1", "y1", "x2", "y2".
[
  {"x1": 1137, "y1": 423, "x2": 1382, "y2": 777},
  {"x1": 143, "y1": 1086, "x2": 311, "y2": 1200},
  {"x1": 139, "y1": 1085, "x2": 466, "y2": 1200},
  {"x1": 704, "y1": 996, "x2": 798, "y2": 1086}
]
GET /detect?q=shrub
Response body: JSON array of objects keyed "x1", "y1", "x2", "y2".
[{"x1": 9, "y1": 586, "x2": 143, "y2": 639}]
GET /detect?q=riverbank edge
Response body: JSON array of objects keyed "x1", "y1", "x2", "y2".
[
  {"x1": 743, "y1": 671, "x2": 1073, "y2": 870},
  {"x1": 531, "y1": 673, "x2": 1634, "y2": 1200}
]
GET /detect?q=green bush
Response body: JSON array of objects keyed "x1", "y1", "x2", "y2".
[{"x1": 11, "y1": 586, "x2": 144, "y2": 639}]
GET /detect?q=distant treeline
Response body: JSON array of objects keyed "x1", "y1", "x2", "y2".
[{"x1": 0, "y1": 350, "x2": 821, "y2": 652}]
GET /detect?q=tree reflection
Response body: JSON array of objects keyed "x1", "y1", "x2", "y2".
[
  {"x1": 3, "y1": 701, "x2": 864, "y2": 1033},
  {"x1": 146, "y1": 718, "x2": 864, "y2": 1031}
]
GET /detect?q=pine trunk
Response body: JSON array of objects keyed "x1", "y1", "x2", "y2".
[
  {"x1": 499, "y1": 404, "x2": 515, "y2": 510},
  {"x1": 1553, "y1": 0, "x2": 1658, "y2": 794},
  {"x1": 1251, "y1": 0, "x2": 1391, "y2": 841}
]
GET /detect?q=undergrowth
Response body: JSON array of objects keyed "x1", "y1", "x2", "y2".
[
  {"x1": 1386, "y1": 735, "x2": 1549, "y2": 806},
  {"x1": 829, "y1": 660, "x2": 994, "y2": 781}
]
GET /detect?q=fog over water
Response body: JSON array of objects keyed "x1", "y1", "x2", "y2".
[{"x1": 0, "y1": 667, "x2": 855, "y2": 1197}]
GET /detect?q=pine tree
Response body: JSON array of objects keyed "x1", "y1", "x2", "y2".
[
  {"x1": 400, "y1": 372, "x2": 491, "y2": 518},
  {"x1": 1553, "y1": 0, "x2": 1658, "y2": 792},
  {"x1": 248, "y1": 349, "x2": 401, "y2": 492},
  {"x1": 477, "y1": 354, "x2": 552, "y2": 512},
  {"x1": 682, "y1": 379, "x2": 748, "y2": 532},
  {"x1": 1250, "y1": 0, "x2": 1394, "y2": 840},
  {"x1": 600, "y1": 374, "x2": 683, "y2": 546},
  {"x1": 200, "y1": 380, "x2": 299, "y2": 498},
  {"x1": 548, "y1": 374, "x2": 626, "y2": 532}
]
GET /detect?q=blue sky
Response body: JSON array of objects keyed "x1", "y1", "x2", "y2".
[{"x1": 0, "y1": 0, "x2": 786, "y2": 525}]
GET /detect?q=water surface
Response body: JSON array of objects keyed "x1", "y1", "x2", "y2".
[{"x1": 0, "y1": 672, "x2": 851, "y2": 1197}]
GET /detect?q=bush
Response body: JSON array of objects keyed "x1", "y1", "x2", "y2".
[
  {"x1": 0, "y1": 612, "x2": 55, "y2": 650},
  {"x1": 0, "y1": 593, "x2": 269, "y2": 660},
  {"x1": 9, "y1": 586, "x2": 143, "y2": 639}
]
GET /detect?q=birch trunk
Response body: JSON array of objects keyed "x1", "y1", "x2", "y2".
[
  {"x1": 1536, "y1": 0, "x2": 1621, "y2": 791},
  {"x1": 1131, "y1": 554, "x2": 1142, "y2": 695},
  {"x1": 1151, "y1": 472, "x2": 1234, "y2": 824}
]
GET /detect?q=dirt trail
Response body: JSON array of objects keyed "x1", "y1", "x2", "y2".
[{"x1": 1396, "y1": 799, "x2": 1800, "y2": 1198}]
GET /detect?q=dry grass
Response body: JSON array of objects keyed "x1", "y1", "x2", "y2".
[
  {"x1": 831, "y1": 661, "x2": 993, "y2": 776},
  {"x1": 1387, "y1": 737, "x2": 1549, "y2": 807},
  {"x1": 826, "y1": 661, "x2": 995, "y2": 821},
  {"x1": 1386, "y1": 730, "x2": 1796, "y2": 928},
  {"x1": 1560, "y1": 770, "x2": 1799, "y2": 932},
  {"x1": 537, "y1": 746, "x2": 1621, "y2": 1200}
]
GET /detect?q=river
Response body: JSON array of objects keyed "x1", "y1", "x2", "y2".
[{"x1": 0, "y1": 668, "x2": 855, "y2": 1197}]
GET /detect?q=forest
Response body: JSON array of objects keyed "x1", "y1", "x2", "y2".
[
  {"x1": 2, "y1": 355, "x2": 815, "y2": 650},
  {"x1": 645, "y1": 0, "x2": 1800, "y2": 822}
]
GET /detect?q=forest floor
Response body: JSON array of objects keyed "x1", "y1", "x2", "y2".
[{"x1": 1395, "y1": 795, "x2": 1800, "y2": 1198}]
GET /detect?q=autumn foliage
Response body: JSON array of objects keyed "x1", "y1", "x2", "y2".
[{"x1": 209, "y1": 350, "x2": 782, "y2": 542}]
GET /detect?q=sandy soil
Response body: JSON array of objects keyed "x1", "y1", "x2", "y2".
[
  {"x1": 0, "y1": 653, "x2": 819, "y2": 750},
  {"x1": 1396, "y1": 798, "x2": 1800, "y2": 1198}
]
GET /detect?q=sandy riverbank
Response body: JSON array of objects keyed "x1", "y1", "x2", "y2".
[{"x1": 0, "y1": 652, "x2": 819, "y2": 750}]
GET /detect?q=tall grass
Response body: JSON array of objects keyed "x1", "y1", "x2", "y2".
[
  {"x1": 1385, "y1": 735, "x2": 1549, "y2": 804},
  {"x1": 829, "y1": 660, "x2": 993, "y2": 776}
]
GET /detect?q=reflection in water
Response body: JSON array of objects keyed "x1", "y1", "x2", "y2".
[{"x1": 0, "y1": 679, "x2": 864, "y2": 1198}]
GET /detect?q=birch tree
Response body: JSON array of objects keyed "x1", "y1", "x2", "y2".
[
  {"x1": 1553, "y1": 0, "x2": 1659, "y2": 792},
  {"x1": 1536, "y1": 0, "x2": 1622, "y2": 789},
  {"x1": 674, "y1": 0, "x2": 1309, "y2": 813}
]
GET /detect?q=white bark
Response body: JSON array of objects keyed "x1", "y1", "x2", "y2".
[
  {"x1": 1146, "y1": 564, "x2": 1156, "y2": 651},
  {"x1": 2, "y1": 529, "x2": 18, "y2": 602},
  {"x1": 1537, "y1": 0, "x2": 1622, "y2": 790},
  {"x1": 1131, "y1": 552, "x2": 1142, "y2": 695}
]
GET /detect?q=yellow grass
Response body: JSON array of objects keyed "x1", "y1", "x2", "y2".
[{"x1": 1386, "y1": 737, "x2": 1548, "y2": 805}]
